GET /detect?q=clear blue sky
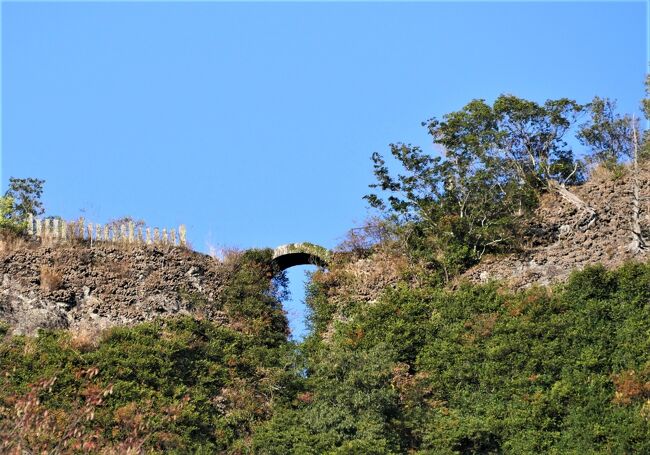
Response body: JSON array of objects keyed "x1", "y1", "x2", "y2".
[{"x1": 2, "y1": 1, "x2": 647, "y2": 338}]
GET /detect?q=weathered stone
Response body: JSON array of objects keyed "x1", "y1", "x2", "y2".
[
  {"x1": 271, "y1": 243, "x2": 330, "y2": 271},
  {"x1": 463, "y1": 163, "x2": 650, "y2": 290},
  {"x1": 0, "y1": 243, "x2": 230, "y2": 335}
]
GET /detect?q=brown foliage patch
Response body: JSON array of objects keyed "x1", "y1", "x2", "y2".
[
  {"x1": 69, "y1": 328, "x2": 101, "y2": 352},
  {"x1": 612, "y1": 370, "x2": 650, "y2": 405},
  {"x1": 0, "y1": 230, "x2": 32, "y2": 254},
  {"x1": 296, "y1": 392, "x2": 314, "y2": 404},
  {"x1": 40, "y1": 266, "x2": 63, "y2": 292},
  {"x1": 391, "y1": 362, "x2": 438, "y2": 409},
  {"x1": 463, "y1": 313, "x2": 499, "y2": 344}
]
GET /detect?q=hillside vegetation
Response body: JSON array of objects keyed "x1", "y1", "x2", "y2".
[
  {"x1": 1, "y1": 83, "x2": 649, "y2": 453},
  {"x1": 0, "y1": 250, "x2": 295, "y2": 453},
  {"x1": 1, "y1": 260, "x2": 648, "y2": 453},
  {"x1": 252, "y1": 261, "x2": 650, "y2": 453}
]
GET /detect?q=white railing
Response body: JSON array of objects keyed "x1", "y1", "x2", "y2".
[{"x1": 27, "y1": 215, "x2": 187, "y2": 247}]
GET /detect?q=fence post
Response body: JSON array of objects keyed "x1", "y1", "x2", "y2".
[
  {"x1": 96, "y1": 224, "x2": 102, "y2": 241},
  {"x1": 62, "y1": 221, "x2": 68, "y2": 241},
  {"x1": 179, "y1": 225, "x2": 186, "y2": 247},
  {"x1": 170, "y1": 228, "x2": 177, "y2": 246},
  {"x1": 27, "y1": 214, "x2": 34, "y2": 236},
  {"x1": 41, "y1": 218, "x2": 49, "y2": 240},
  {"x1": 78, "y1": 218, "x2": 85, "y2": 240},
  {"x1": 128, "y1": 222, "x2": 135, "y2": 243},
  {"x1": 153, "y1": 228, "x2": 160, "y2": 244},
  {"x1": 52, "y1": 219, "x2": 60, "y2": 241},
  {"x1": 35, "y1": 218, "x2": 42, "y2": 237},
  {"x1": 146, "y1": 228, "x2": 152, "y2": 245},
  {"x1": 137, "y1": 226, "x2": 144, "y2": 244}
]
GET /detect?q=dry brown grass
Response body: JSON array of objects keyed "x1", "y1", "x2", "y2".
[
  {"x1": 0, "y1": 230, "x2": 32, "y2": 255},
  {"x1": 40, "y1": 266, "x2": 63, "y2": 292},
  {"x1": 69, "y1": 328, "x2": 101, "y2": 352},
  {"x1": 588, "y1": 162, "x2": 629, "y2": 182},
  {"x1": 207, "y1": 244, "x2": 242, "y2": 265},
  {"x1": 311, "y1": 247, "x2": 408, "y2": 316},
  {"x1": 216, "y1": 248, "x2": 245, "y2": 272}
]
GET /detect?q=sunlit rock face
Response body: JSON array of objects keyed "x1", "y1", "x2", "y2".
[{"x1": 0, "y1": 243, "x2": 230, "y2": 335}]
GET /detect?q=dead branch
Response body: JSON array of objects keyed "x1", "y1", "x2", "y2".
[{"x1": 627, "y1": 116, "x2": 647, "y2": 254}]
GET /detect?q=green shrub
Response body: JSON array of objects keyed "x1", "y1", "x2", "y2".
[
  {"x1": 254, "y1": 262, "x2": 650, "y2": 453},
  {"x1": 1, "y1": 260, "x2": 648, "y2": 453}
]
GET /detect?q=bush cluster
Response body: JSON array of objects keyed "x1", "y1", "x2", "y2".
[
  {"x1": 2, "y1": 262, "x2": 647, "y2": 453},
  {"x1": 253, "y1": 262, "x2": 650, "y2": 453}
]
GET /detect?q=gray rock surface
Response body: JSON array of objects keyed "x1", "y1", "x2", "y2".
[
  {"x1": 463, "y1": 166, "x2": 649, "y2": 289},
  {"x1": 0, "y1": 243, "x2": 230, "y2": 335}
]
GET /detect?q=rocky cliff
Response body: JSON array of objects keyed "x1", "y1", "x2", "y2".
[
  {"x1": 0, "y1": 241, "x2": 231, "y2": 335},
  {"x1": 463, "y1": 165, "x2": 650, "y2": 289},
  {"x1": 2, "y1": 166, "x2": 648, "y2": 336}
]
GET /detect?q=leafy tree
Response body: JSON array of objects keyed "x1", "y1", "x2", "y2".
[
  {"x1": 366, "y1": 95, "x2": 590, "y2": 278},
  {"x1": 488, "y1": 95, "x2": 584, "y2": 187},
  {"x1": 3, "y1": 177, "x2": 45, "y2": 224},
  {"x1": 642, "y1": 74, "x2": 650, "y2": 158},
  {"x1": 0, "y1": 197, "x2": 19, "y2": 233},
  {"x1": 577, "y1": 96, "x2": 634, "y2": 168}
]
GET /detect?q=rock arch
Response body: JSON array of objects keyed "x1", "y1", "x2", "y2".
[{"x1": 271, "y1": 243, "x2": 330, "y2": 272}]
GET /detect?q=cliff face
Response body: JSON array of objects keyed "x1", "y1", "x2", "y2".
[
  {"x1": 0, "y1": 242, "x2": 230, "y2": 335},
  {"x1": 314, "y1": 165, "x2": 650, "y2": 312},
  {"x1": 463, "y1": 165, "x2": 650, "y2": 289},
  {"x1": 2, "y1": 166, "x2": 648, "y2": 335}
]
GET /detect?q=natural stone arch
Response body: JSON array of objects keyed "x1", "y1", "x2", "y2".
[{"x1": 271, "y1": 243, "x2": 330, "y2": 272}]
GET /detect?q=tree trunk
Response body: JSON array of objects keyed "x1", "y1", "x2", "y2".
[
  {"x1": 547, "y1": 180, "x2": 597, "y2": 230},
  {"x1": 628, "y1": 118, "x2": 647, "y2": 254}
]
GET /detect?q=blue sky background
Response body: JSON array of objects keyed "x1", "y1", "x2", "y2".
[{"x1": 2, "y1": 1, "x2": 647, "y2": 338}]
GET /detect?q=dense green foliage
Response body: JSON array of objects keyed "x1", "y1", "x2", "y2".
[
  {"x1": 0, "y1": 196, "x2": 21, "y2": 233},
  {"x1": 0, "y1": 318, "x2": 296, "y2": 452},
  {"x1": 577, "y1": 97, "x2": 635, "y2": 168},
  {"x1": 1, "y1": 258, "x2": 648, "y2": 453},
  {"x1": 3, "y1": 177, "x2": 45, "y2": 224},
  {"x1": 253, "y1": 262, "x2": 650, "y2": 454}
]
